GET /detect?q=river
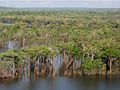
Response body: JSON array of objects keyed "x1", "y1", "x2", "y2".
[{"x1": 0, "y1": 75, "x2": 120, "y2": 90}]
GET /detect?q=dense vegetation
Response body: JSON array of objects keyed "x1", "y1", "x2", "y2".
[{"x1": 0, "y1": 8, "x2": 120, "y2": 78}]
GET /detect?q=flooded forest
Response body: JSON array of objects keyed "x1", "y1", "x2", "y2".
[{"x1": 0, "y1": 8, "x2": 120, "y2": 82}]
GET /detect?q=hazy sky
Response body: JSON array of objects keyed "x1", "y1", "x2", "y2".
[{"x1": 0, "y1": 0, "x2": 120, "y2": 8}]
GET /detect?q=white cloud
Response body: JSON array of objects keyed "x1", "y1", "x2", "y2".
[{"x1": 0, "y1": 0, "x2": 120, "y2": 8}]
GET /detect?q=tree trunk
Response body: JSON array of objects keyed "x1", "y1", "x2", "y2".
[
  {"x1": 82, "y1": 44, "x2": 85, "y2": 58},
  {"x1": 51, "y1": 57, "x2": 55, "y2": 77},
  {"x1": 66, "y1": 59, "x2": 73, "y2": 69},
  {"x1": 38, "y1": 59, "x2": 40, "y2": 74},
  {"x1": 63, "y1": 49, "x2": 66, "y2": 64},
  {"x1": 87, "y1": 52, "x2": 90, "y2": 59},
  {"x1": 91, "y1": 53, "x2": 94, "y2": 61},
  {"x1": 34, "y1": 62, "x2": 39, "y2": 79},
  {"x1": 109, "y1": 58, "x2": 113, "y2": 75},
  {"x1": 23, "y1": 65, "x2": 27, "y2": 79},
  {"x1": 28, "y1": 61, "x2": 30, "y2": 79},
  {"x1": 12, "y1": 62, "x2": 15, "y2": 78},
  {"x1": 22, "y1": 37, "x2": 26, "y2": 47}
]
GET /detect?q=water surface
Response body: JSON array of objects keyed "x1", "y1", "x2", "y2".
[{"x1": 0, "y1": 76, "x2": 120, "y2": 90}]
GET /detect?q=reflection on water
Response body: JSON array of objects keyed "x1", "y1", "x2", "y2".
[{"x1": 0, "y1": 76, "x2": 120, "y2": 90}]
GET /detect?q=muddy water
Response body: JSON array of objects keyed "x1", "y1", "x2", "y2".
[{"x1": 0, "y1": 75, "x2": 120, "y2": 90}]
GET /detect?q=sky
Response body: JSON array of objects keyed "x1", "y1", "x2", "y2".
[{"x1": 0, "y1": 0, "x2": 120, "y2": 8}]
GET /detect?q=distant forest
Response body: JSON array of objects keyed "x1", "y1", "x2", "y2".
[{"x1": 0, "y1": 8, "x2": 120, "y2": 78}]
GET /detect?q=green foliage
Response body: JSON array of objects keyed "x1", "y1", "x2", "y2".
[
  {"x1": 103, "y1": 48, "x2": 120, "y2": 58},
  {"x1": 82, "y1": 59, "x2": 94, "y2": 71},
  {"x1": 93, "y1": 59, "x2": 103, "y2": 70},
  {"x1": 0, "y1": 61, "x2": 13, "y2": 70},
  {"x1": 0, "y1": 9, "x2": 120, "y2": 71},
  {"x1": 82, "y1": 58, "x2": 103, "y2": 71},
  {"x1": 0, "y1": 46, "x2": 59, "y2": 67},
  {"x1": 0, "y1": 50, "x2": 18, "y2": 59}
]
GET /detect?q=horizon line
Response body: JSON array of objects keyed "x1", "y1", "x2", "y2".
[{"x1": 0, "y1": 5, "x2": 120, "y2": 9}]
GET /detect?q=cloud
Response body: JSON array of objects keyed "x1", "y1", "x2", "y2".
[
  {"x1": 0, "y1": 0, "x2": 120, "y2": 8},
  {"x1": 0, "y1": 0, "x2": 117, "y2": 1}
]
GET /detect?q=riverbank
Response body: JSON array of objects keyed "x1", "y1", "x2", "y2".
[{"x1": 0, "y1": 65, "x2": 120, "y2": 81}]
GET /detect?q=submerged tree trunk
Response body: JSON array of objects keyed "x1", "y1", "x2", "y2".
[
  {"x1": 109, "y1": 58, "x2": 113, "y2": 75},
  {"x1": 50, "y1": 60, "x2": 53, "y2": 77},
  {"x1": 65, "y1": 55, "x2": 74, "y2": 76},
  {"x1": 23, "y1": 65, "x2": 27, "y2": 79},
  {"x1": 62, "y1": 49, "x2": 67, "y2": 75},
  {"x1": 38, "y1": 59, "x2": 40, "y2": 75},
  {"x1": 50, "y1": 56, "x2": 56, "y2": 78},
  {"x1": 34, "y1": 62, "x2": 39, "y2": 79},
  {"x1": 28, "y1": 61, "x2": 31, "y2": 79},
  {"x1": 12, "y1": 62, "x2": 15, "y2": 78}
]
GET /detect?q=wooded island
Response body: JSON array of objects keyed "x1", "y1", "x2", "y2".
[{"x1": 0, "y1": 8, "x2": 120, "y2": 80}]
